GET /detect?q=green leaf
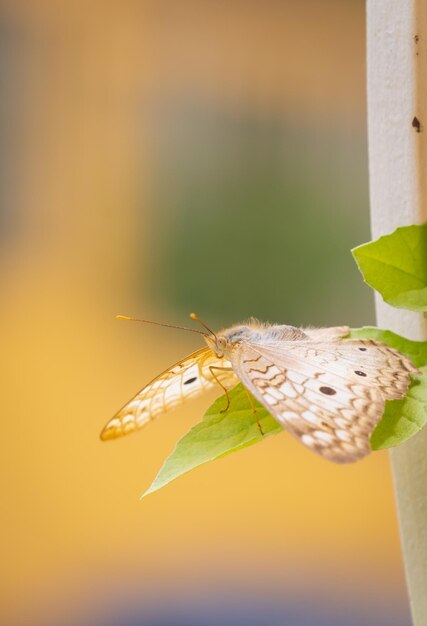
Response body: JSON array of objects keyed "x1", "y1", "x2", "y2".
[
  {"x1": 370, "y1": 368, "x2": 427, "y2": 450},
  {"x1": 142, "y1": 384, "x2": 282, "y2": 497},
  {"x1": 352, "y1": 223, "x2": 427, "y2": 311},
  {"x1": 349, "y1": 327, "x2": 427, "y2": 449}
]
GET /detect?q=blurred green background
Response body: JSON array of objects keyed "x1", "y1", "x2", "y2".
[
  {"x1": 0, "y1": 1, "x2": 410, "y2": 625},
  {"x1": 148, "y1": 106, "x2": 370, "y2": 327}
]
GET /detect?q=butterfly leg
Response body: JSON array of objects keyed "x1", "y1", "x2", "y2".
[
  {"x1": 209, "y1": 366, "x2": 233, "y2": 413},
  {"x1": 243, "y1": 386, "x2": 264, "y2": 436}
]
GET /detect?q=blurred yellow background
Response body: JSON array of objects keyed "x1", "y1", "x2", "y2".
[{"x1": 1, "y1": 2, "x2": 411, "y2": 625}]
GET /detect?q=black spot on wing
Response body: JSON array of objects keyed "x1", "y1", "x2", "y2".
[{"x1": 184, "y1": 377, "x2": 197, "y2": 385}]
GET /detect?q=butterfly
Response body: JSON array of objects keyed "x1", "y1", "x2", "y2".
[{"x1": 100, "y1": 314, "x2": 419, "y2": 463}]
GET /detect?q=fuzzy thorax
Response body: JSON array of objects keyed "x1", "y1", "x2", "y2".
[{"x1": 204, "y1": 323, "x2": 308, "y2": 357}]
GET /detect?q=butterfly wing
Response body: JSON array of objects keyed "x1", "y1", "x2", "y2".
[
  {"x1": 101, "y1": 347, "x2": 237, "y2": 440},
  {"x1": 230, "y1": 337, "x2": 419, "y2": 462}
]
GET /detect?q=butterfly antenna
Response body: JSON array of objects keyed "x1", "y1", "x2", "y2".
[
  {"x1": 116, "y1": 315, "x2": 207, "y2": 336},
  {"x1": 189, "y1": 312, "x2": 217, "y2": 339}
]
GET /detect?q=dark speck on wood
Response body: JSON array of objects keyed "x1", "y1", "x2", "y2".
[{"x1": 412, "y1": 116, "x2": 421, "y2": 132}]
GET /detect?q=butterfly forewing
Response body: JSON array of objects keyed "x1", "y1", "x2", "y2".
[
  {"x1": 230, "y1": 337, "x2": 419, "y2": 463},
  {"x1": 101, "y1": 347, "x2": 238, "y2": 440}
]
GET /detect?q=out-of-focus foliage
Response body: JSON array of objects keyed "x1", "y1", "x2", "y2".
[{"x1": 145, "y1": 109, "x2": 371, "y2": 328}]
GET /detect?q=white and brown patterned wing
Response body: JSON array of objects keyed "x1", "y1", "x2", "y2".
[
  {"x1": 230, "y1": 338, "x2": 418, "y2": 463},
  {"x1": 101, "y1": 348, "x2": 237, "y2": 441}
]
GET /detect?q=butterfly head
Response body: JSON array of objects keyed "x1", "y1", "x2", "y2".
[
  {"x1": 189, "y1": 314, "x2": 258, "y2": 357},
  {"x1": 203, "y1": 334, "x2": 227, "y2": 357},
  {"x1": 204, "y1": 325, "x2": 253, "y2": 357}
]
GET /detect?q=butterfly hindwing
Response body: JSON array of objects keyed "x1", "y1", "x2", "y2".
[
  {"x1": 101, "y1": 347, "x2": 237, "y2": 440},
  {"x1": 230, "y1": 338, "x2": 418, "y2": 463}
]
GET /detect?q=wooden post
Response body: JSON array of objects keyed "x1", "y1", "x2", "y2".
[{"x1": 367, "y1": 1, "x2": 427, "y2": 623}]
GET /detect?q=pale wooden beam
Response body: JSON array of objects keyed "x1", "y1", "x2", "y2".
[{"x1": 367, "y1": 1, "x2": 427, "y2": 623}]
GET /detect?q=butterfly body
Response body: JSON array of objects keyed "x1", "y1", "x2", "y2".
[
  {"x1": 206, "y1": 323, "x2": 309, "y2": 357},
  {"x1": 101, "y1": 320, "x2": 419, "y2": 463}
]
